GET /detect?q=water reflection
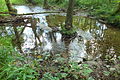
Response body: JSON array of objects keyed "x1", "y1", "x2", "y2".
[{"x1": 0, "y1": 5, "x2": 120, "y2": 62}]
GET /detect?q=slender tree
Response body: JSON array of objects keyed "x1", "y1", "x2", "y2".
[
  {"x1": 27, "y1": 0, "x2": 36, "y2": 5},
  {"x1": 114, "y1": 2, "x2": 120, "y2": 14},
  {"x1": 44, "y1": 0, "x2": 49, "y2": 9},
  {"x1": 5, "y1": 0, "x2": 17, "y2": 15},
  {"x1": 65, "y1": 0, "x2": 75, "y2": 31}
]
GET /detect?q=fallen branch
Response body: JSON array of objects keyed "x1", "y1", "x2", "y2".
[
  {"x1": 18, "y1": 11, "x2": 65, "y2": 15},
  {"x1": 0, "y1": 11, "x2": 65, "y2": 15},
  {"x1": 0, "y1": 16, "x2": 32, "y2": 23}
]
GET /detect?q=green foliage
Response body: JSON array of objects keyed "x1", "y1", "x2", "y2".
[
  {"x1": 0, "y1": 63, "x2": 39, "y2": 80},
  {"x1": 0, "y1": 0, "x2": 120, "y2": 80},
  {"x1": 0, "y1": 0, "x2": 26, "y2": 16},
  {"x1": 0, "y1": 36, "x2": 12, "y2": 46},
  {"x1": 60, "y1": 24, "x2": 77, "y2": 35},
  {"x1": 0, "y1": 0, "x2": 26, "y2": 12},
  {"x1": 74, "y1": 0, "x2": 120, "y2": 27},
  {"x1": 11, "y1": 0, "x2": 27, "y2": 5},
  {"x1": 0, "y1": 36, "x2": 39, "y2": 80},
  {"x1": 40, "y1": 0, "x2": 120, "y2": 27},
  {"x1": 0, "y1": 36, "x2": 14, "y2": 66},
  {"x1": 0, "y1": 46, "x2": 14, "y2": 66},
  {"x1": 42, "y1": 72, "x2": 60, "y2": 80},
  {"x1": 81, "y1": 64, "x2": 93, "y2": 77},
  {"x1": 0, "y1": 0, "x2": 8, "y2": 12},
  {"x1": 41, "y1": 62, "x2": 93, "y2": 80},
  {"x1": 49, "y1": 0, "x2": 68, "y2": 7},
  {"x1": 103, "y1": 71, "x2": 110, "y2": 76},
  {"x1": 75, "y1": 0, "x2": 111, "y2": 9},
  {"x1": 34, "y1": 0, "x2": 43, "y2": 5}
]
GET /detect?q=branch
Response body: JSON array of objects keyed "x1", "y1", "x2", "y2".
[{"x1": 0, "y1": 11, "x2": 65, "y2": 15}]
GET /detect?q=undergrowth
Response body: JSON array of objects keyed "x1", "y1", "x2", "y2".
[{"x1": 0, "y1": 36, "x2": 39, "y2": 80}]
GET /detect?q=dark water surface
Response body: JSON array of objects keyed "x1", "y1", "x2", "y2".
[{"x1": 0, "y1": 5, "x2": 120, "y2": 62}]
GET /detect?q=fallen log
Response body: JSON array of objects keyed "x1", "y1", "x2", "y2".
[
  {"x1": 0, "y1": 11, "x2": 65, "y2": 15},
  {"x1": 0, "y1": 16, "x2": 32, "y2": 23},
  {"x1": 0, "y1": 11, "x2": 65, "y2": 23}
]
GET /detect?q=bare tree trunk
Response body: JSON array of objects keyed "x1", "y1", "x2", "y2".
[
  {"x1": 5, "y1": 0, "x2": 17, "y2": 15},
  {"x1": 44, "y1": 0, "x2": 49, "y2": 9},
  {"x1": 65, "y1": 0, "x2": 75, "y2": 30}
]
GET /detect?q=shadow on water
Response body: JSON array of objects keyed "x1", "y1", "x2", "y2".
[{"x1": 0, "y1": 5, "x2": 120, "y2": 63}]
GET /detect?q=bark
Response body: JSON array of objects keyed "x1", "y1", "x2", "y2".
[
  {"x1": 44, "y1": 0, "x2": 49, "y2": 9},
  {"x1": 13, "y1": 27, "x2": 23, "y2": 53},
  {"x1": 65, "y1": 0, "x2": 75, "y2": 30},
  {"x1": 5, "y1": 0, "x2": 17, "y2": 15}
]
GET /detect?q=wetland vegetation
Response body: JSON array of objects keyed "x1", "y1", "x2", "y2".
[{"x1": 0, "y1": 0, "x2": 120, "y2": 80}]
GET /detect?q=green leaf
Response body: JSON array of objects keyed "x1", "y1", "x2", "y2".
[
  {"x1": 16, "y1": 77, "x2": 20, "y2": 80},
  {"x1": 23, "y1": 73, "x2": 26, "y2": 80},
  {"x1": 64, "y1": 67, "x2": 69, "y2": 72},
  {"x1": 7, "y1": 72, "x2": 15, "y2": 79},
  {"x1": 82, "y1": 64, "x2": 89, "y2": 68},
  {"x1": 27, "y1": 75, "x2": 35, "y2": 78},
  {"x1": 82, "y1": 68, "x2": 93, "y2": 76},
  {"x1": 103, "y1": 71, "x2": 110, "y2": 76},
  {"x1": 88, "y1": 77, "x2": 94, "y2": 80},
  {"x1": 61, "y1": 73, "x2": 68, "y2": 78},
  {"x1": 73, "y1": 74, "x2": 78, "y2": 79}
]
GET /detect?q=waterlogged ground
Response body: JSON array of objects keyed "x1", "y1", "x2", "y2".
[{"x1": 0, "y1": 5, "x2": 120, "y2": 79}]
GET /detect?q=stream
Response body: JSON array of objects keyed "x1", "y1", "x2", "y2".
[{"x1": 0, "y1": 5, "x2": 120, "y2": 63}]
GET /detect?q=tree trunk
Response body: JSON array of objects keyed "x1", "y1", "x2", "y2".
[
  {"x1": 115, "y1": 2, "x2": 120, "y2": 14},
  {"x1": 5, "y1": 0, "x2": 17, "y2": 15},
  {"x1": 65, "y1": 0, "x2": 75, "y2": 30},
  {"x1": 112, "y1": 2, "x2": 120, "y2": 16},
  {"x1": 44, "y1": 0, "x2": 49, "y2": 9},
  {"x1": 27, "y1": 0, "x2": 36, "y2": 5},
  {"x1": 55, "y1": 0, "x2": 60, "y2": 3}
]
